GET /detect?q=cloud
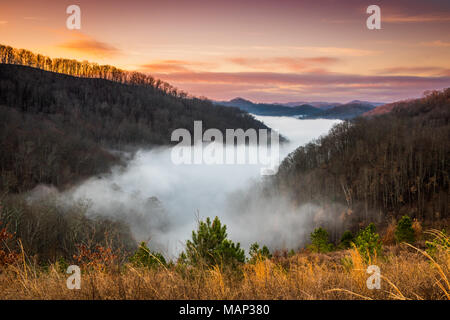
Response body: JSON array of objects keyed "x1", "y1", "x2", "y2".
[
  {"x1": 23, "y1": 17, "x2": 46, "y2": 21},
  {"x1": 141, "y1": 56, "x2": 338, "y2": 74},
  {"x1": 228, "y1": 56, "x2": 339, "y2": 72},
  {"x1": 384, "y1": 14, "x2": 450, "y2": 23},
  {"x1": 0, "y1": 21, "x2": 7, "y2": 25},
  {"x1": 151, "y1": 71, "x2": 450, "y2": 103},
  {"x1": 420, "y1": 40, "x2": 450, "y2": 48},
  {"x1": 297, "y1": 46, "x2": 379, "y2": 57},
  {"x1": 376, "y1": 66, "x2": 450, "y2": 76},
  {"x1": 140, "y1": 60, "x2": 214, "y2": 73},
  {"x1": 154, "y1": 71, "x2": 450, "y2": 87},
  {"x1": 58, "y1": 33, "x2": 121, "y2": 58}
]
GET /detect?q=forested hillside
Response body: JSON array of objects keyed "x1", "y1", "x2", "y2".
[
  {"x1": 0, "y1": 63, "x2": 267, "y2": 192},
  {"x1": 274, "y1": 89, "x2": 449, "y2": 229}
]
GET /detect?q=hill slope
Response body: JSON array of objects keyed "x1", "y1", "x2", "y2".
[
  {"x1": 307, "y1": 102, "x2": 376, "y2": 119},
  {"x1": 363, "y1": 100, "x2": 416, "y2": 117},
  {"x1": 0, "y1": 64, "x2": 268, "y2": 192}
]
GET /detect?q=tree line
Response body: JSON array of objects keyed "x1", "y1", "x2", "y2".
[{"x1": 0, "y1": 44, "x2": 186, "y2": 98}]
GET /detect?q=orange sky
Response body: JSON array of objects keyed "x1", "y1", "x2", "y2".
[{"x1": 1, "y1": 0, "x2": 449, "y2": 102}]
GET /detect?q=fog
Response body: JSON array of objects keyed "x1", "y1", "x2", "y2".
[{"x1": 62, "y1": 116, "x2": 341, "y2": 258}]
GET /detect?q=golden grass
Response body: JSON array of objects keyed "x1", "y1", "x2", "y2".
[{"x1": 0, "y1": 236, "x2": 448, "y2": 300}]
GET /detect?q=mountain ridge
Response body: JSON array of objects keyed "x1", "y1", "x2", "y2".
[{"x1": 215, "y1": 98, "x2": 381, "y2": 119}]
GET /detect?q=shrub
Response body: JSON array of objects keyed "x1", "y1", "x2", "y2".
[
  {"x1": 0, "y1": 222, "x2": 19, "y2": 267},
  {"x1": 248, "y1": 242, "x2": 272, "y2": 263},
  {"x1": 308, "y1": 227, "x2": 334, "y2": 253},
  {"x1": 55, "y1": 256, "x2": 70, "y2": 273},
  {"x1": 0, "y1": 196, "x2": 136, "y2": 263},
  {"x1": 339, "y1": 230, "x2": 354, "y2": 249},
  {"x1": 425, "y1": 229, "x2": 449, "y2": 258},
  {"x1": 73, "y1": 244, "x2": 119, "y2": 273},
  {"x1": 395, "y1": 215, "x2": 415, "y2": 244},
  {"x1": 181, "y1": 216, "x2": 245, "y2": 269},
  {"x1": 354, "y1": 223, "x2": 382, "y2": 262},
  {"x1": 129, "y1": 242, "x2": 166, "y2": 269}
]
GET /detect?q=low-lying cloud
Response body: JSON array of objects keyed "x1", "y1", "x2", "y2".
[{"x1": 54, "y1": 117, "x2": 341, "y2": 258}]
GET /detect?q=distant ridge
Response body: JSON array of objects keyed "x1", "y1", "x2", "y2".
[
  {"x1": 216, "y1": 98, "x2": 381, "y2": 120},
  {"x1": 214, "y1": 98, "x2": 323, "y2": 117}
]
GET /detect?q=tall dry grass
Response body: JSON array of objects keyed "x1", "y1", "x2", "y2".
[{"x1": 0, "y1": 230, "x2": 448, "y2": 300}]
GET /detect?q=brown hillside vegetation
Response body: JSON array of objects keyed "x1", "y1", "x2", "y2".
[{"x1": 0, "y1": 231, "x2": 448, "y2": 300}]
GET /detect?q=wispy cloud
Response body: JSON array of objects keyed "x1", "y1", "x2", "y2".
[
  {"x1": 58, "y1": 32, "x2": 121, "y2": 58},
  {"x1": 384, "y1": 14, "x2": 450, "y2": 23},
  {"x1": 375, "y1": 66, "x2": 450, "y2": 76},
  {"x1": 228, "y1": 56, "x2": 339, "y2": 72},
  {"x1": 151, "y1": 71, "x2": 450, "y2": 102},
  {"x1": 23, "y1": 16, "x2": 46, "y2": 21},
  {"x1": 420, "y1": 40, "x2": 450, "y2": 48},
  {"x1": 140, "y1": 60, "x2": 214, "y2": 73},
  {"x1": 155, "y1": 71, "x2": 450, "y2": 88},
  {"x1": 0, "y1": 21, "x2": 7, "y2": 25},
  {"x1": 140, "y1": 56, "x2": 339, "y2": 74},
  {"x1": 296, "y1": 46, "x2": 379, "y2": 57}
]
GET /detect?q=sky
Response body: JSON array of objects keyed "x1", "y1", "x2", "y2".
[{"x1": 1, "y1": 0, "x2": 450, "y2": 103}]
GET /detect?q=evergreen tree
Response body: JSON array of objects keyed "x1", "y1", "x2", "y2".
[
  {"x1": 395, "y1": 216, "x2": 415, "y2": 244},
  {"x1": 181, "y1": 217, "x2": 245, "y2": 269}
]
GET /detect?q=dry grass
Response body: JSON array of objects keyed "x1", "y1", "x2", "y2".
[
  {"x1": 382, "y1": 219, "x2": 397, "y2": 245},
  {"x1": 0, "y1": 232, "x2": 448, "y2": 300}
]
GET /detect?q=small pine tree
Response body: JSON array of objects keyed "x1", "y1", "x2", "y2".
[
  {"x1": 308, "y1": 227, "x2": 334, "y2": 253},
  {"x1": 339, "y1": 230, "x2": 354, "y2": 249},
  {"x1": 129, "y1": 242, "x2": 166, "y2": 269},
  {"x1": 395, "y1": 215, "x2": 415, "y2": 244},
  {"x1": 354, "y1": 223, "x2": 382, "y2": 262},
  {"x1": 248, "y1": 242, "x2": 272, "y2": 263},
  {"x1": 181, "y1": 216, "x2": 245, "y2": 269}
]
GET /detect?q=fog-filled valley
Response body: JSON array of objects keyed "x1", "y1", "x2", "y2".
[
  {"x1": 49, "y1": 117, "x2": 340, "y2": 258},
  {"x1": 1, "y1": 1, "x2": 449, "y2": 301}
]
